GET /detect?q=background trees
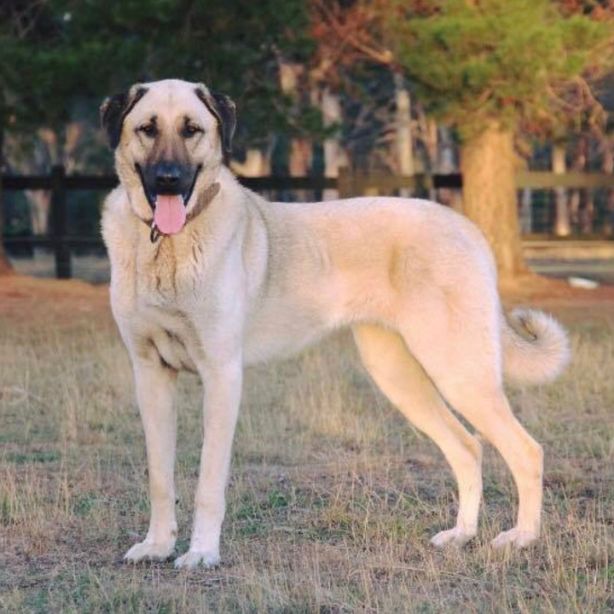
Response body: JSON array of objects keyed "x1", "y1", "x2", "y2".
[
  {"x1": 382, "y1": 0, "x2": 613, "y2": 279},
  {"x1": 1, "y1": 0, "x2": 320, "y2": 173}
]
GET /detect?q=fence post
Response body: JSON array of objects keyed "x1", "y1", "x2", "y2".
[{"x1": 50, "y1": 164, "x2": 71, "y2": 279}]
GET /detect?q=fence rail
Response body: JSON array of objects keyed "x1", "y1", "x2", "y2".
[{"x1": 2, "y1": 165, "x2": 613, "y2": 279}]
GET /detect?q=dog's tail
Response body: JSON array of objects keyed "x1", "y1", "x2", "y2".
[{"x1": 502, "y1": 308, "x2": 570, "y2": 384}]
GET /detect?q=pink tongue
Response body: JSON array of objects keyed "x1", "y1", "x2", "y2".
[{"x1": 154, "y1": 195, "x2": 187, "y2": 235}]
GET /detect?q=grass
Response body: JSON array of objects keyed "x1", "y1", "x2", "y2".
[{"x1": 0, "y1": 277, "x2": 613, "y2": 612}]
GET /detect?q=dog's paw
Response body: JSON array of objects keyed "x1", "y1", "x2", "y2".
[
  {"x1": 491, "y1": 528, "x2": 538, "y2": 550},
  {"x1": 430, "y1": 526, "x2": 476, "y2": 548},
  {"x1": 174, "y1": 549, "x2": 220, "y2": 570},
  {"x1": 124, "y1": 539, "x2": 175, "y2": 563}
]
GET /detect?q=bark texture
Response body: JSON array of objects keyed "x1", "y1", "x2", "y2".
[{"x1": 460, "y1": 124, "x2": 526, "y2": 280}]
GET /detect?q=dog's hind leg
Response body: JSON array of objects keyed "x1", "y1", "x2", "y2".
[
  {"x1": 435, "y1": 379, "x2": 543, "y2": 549},
  {"x1": 353, "y1": 323, "x2": 483, "y2": 547},
  {"x1": 124, "y1": 354, "x2": 178, "y2": 562},
  {"x1": 398, "y1": 309, "x2": 544, "y2": 549}
]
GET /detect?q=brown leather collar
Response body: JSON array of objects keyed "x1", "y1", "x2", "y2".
[{"x1": 139, "y1": 182, "x2": 221, "y2": 243}]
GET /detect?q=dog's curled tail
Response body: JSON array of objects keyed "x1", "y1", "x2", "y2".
[{"x1": 502, "y1": 308, "x2": 571, "y2": 384}]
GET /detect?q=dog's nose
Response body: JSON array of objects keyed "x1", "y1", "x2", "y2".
[{"x1": 155, "y1": 163, "x2": 182, "y2": 192}]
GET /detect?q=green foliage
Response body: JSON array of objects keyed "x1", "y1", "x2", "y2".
[
  {"x1": 0, "y1": 0, "x2": 316, "y2": 155},
  {"x1": 387, "y1": 0, "x2": 613, "y2": 138}
]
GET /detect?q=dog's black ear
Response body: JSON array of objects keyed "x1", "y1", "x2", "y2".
[
  {"x1": 100, "y1": 93, "x2": 128, "y2": 149},
  {"x1": 195, "y1": 86, "x2": 237, "y2": 162},
  {"x1": 100, "y1": 87, "x2": 148, "y2": 149}
]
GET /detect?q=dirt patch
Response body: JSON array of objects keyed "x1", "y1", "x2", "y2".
[{"x1": 0, "y1": 275, "x2": 111, "y2": 326}]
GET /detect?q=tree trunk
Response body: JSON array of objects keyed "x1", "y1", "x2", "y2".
[
  {"x1": 575, "y1": 136, "x2": 594, "y2": 235},
  {"x1": 278, "y1": 59, "x2": 312, "y2": 193},
  {"x1": 27, "y1": 189, "x2": 52, "y2": 235},
  {"x1": 394, "y1": 74, "x2": 414, "y2": 197},
  {"x1": 25, "y1": 127, "x2": 59, "y2": 237},
  {"x1": 423, "y1": 115, "x2": 438, "y2": 200},
  {"x1": 321, "y1": 88, "x2": 347, "y2": 200},
  {"x1": 552, "y1": 143, "x2": 571, "y2": 237},
  {"x1": 460, "y1": 123, "x2": 526, "y2": 280},
  {"x1": 567, "y1": 136, "x2": 587, "y2": 231}
]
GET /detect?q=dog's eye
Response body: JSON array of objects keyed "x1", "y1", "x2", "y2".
[
  {"x1": 138, "y1": 124, "x2": 157, "y2": 138},
  {"x1": 182, "y1": 124, "x2": 203, "y2": 138}
]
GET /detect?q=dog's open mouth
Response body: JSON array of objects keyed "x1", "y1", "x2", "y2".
[{"x1": 135, "y1": 164, "x2": 202, "y2": 236}]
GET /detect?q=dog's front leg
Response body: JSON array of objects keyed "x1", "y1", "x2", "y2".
[
  {"x1": 124, "y1": 357, "x2": 178, "y2": 563},
  {"x1": 174, "y1": 357, "x2": 243, "y2": 569}
]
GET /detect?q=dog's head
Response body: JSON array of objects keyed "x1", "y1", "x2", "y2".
[{"x1": 100, "y1": 79, "x2": 236, "y2": 234}]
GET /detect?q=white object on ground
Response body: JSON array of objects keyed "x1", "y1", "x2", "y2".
[{"x1": 568, "y1": 276, "x2": 599, "y2": 289}]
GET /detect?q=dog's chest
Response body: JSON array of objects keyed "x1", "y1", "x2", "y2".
[
  {"x1": 138, "y1": 304, "x2": 201, "y2": 373},
  {"x1": 136, "y1": 236, "x2": 204, "y2": 299},
  {"x1": 121, "y1": 238, "x2": 211, "y2": 372}
]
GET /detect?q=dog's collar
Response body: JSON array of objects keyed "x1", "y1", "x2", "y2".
[{"x1": 137, "y1": 182, "x2": 221, "y2": 243}]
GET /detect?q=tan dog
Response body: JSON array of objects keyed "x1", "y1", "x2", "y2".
[{"x1": 101, "y1": 79, "x2": 569, "y2": 569}]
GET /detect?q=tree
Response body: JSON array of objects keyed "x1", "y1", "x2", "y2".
[
  {"x1": 309, "y1": 0, "x2": 410, "y2": 187},
  {"x1": 1, "y1": 0, "x2": 316, "y2": 165},
  {"x1": 383, "y1": 0, "x2": 614, "y2": 280},
  {"x1": 0, "y1": 0, "x2": 114, "y2": 272}
]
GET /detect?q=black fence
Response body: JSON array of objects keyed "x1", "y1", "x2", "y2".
[{"x1": 2, "y1": 165, "x2": 613, "y2": 279}]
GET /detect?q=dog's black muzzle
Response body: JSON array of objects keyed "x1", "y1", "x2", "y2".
[
  {"x1": 154, "y1": 161, "x2": 184, "y2": 193},
  {"x1": 136, "y1": 161, "x2": 202, "y2": 210}
]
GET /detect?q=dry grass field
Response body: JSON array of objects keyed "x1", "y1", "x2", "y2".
[{"x1": 0, "y1": 276, "x2": 612, "y2": 612}]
